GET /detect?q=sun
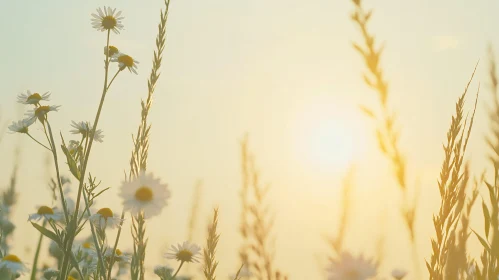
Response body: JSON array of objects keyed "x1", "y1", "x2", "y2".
[{"x1": 292, "y1": 99, "x2": 368, "y2": 173}]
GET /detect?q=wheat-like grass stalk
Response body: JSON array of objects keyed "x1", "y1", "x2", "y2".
[
  {"x1": 427, "y1": 64, "x2": 479, "y2": 280},
  {"x1": 112, "y1": 1, "x2": 171, "y2": 280},
  {"x1": 203, "y1": 208, "x2": 220, "y2": 280},
  {"x1": 474, "y1": 47, "x2": 499, "y2": 279},
  {"x1": 486, "y1": 46, "x2": 499, "y2": 167},
  {"x1": 239, "y1": 135, "x2": 286, "y2": 280},
  {"x1": 350, "y1": 0, "x2": 418, "y2": 242},
  {"x1": 188, "y1": 180, "x2": 202, "y2": 242},
  {"x1": 0, "y1": 146, "x2": 20, "y2": 254},
  {"x1": 328, "y1": 167, "x2": 354, "y2": 254}
]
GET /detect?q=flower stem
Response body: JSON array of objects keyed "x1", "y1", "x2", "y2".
[
  {"x1": 171, "y1": 261, "x2": 185, "y2": 279},
  {"x1": 26, "y1": 133, "x2": 51, "y2": 151},
  {"x1": 30, "y1": 221, "x2": 46, "y2": 280},
  {"x1": 82, "y1": 188, "x2": 107, "y2": 278},
  {"x1": 107, "y1": 209, "x2": 125, "y2": 280},
  {"x1": 60, "y1": 29, "x2": 112, "y2": 280},
  {"x1": 45, "y1": 121, "x2": 70, "y2": 223},
  {"x1": 107, "y1": 70, "x2": 121, "y2": 91}
]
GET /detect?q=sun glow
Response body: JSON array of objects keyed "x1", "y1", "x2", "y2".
[{"x1": 292, "y1": 98, "x2": 368, "y2": 173}]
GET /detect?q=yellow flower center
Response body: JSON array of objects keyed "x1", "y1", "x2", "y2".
[
  {"x1": 68, "y1": 276, "x2": 77, "y2": 280},
  {"x1": 105, "y1": 46, "x2": 119, "y2": 56},
  {"x1": 135, "y1": 186, "x2": 153, "y2": 202},
  {"x1": 118, "y1": 55, "x2": 134, "y2": 68},
  {"x1": 37, "y1": 206, "x2": 54, "y2": 215},
  {"x1": 97, "y1": 207, "x2": 114, "y2": 219},
  {"x1": 177, "y1": 250, "x2": 193, "y2": 262},
  {"x1": 101, "y1": 16, "x2": 117, "y2": 29},
  {"x1": 116, "y1": 249, "x2": 122, "y2": 256},
  {"x1": 82, "y1": 242, "x2": 92, "y2": 249},
  {"x1": 27, "y1": 93, "x2": 42, "y2": 102},
  {"x1": 2, "y1": 254, "x2": 21, "y2": 263},
  {"x1": 35, "y1": 105, "x2": 51, "y2": 117}
]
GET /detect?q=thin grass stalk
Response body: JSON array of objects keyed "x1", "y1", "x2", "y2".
[
  {"x1": 186, "y1": 180, "x2": 202, "y2": 274},
  {"x1": 204, "y1": 208, "x2": 220, "y2": 280}
]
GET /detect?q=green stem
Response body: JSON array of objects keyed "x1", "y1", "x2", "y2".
[
  {"x1": 60, "y1": 29, "x2": 112, "y2": 280},
  {"x1": 30, "y1": 221, "x2": 46, "y2": 280},
  {"x1": 45, "y1": 121, "x2": 70, "y2": 223},
  {"x1": 82, "y1": 189, "x2": 107, "y2": 278},
  {"x1": 107, "y1": 209, "x2": 125, "y2": 280},
  {"x1": 26, "y1": 133, "x2": 51, "y2": 151},
  {"x1": 171, "y1": 261, "x2": 185, "y2": 279},
  {"x1": 107, "y1": 70, "x2": 121, "y2": 91}
]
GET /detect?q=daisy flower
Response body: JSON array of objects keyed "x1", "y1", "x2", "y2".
[
  {"x1": 17, "y1": 90, "x2": 50, "y2": 105},
  {"x1": 111, "y1": 52, "x2": 139, "y2": 74},
  {"x1": 68, "y1": 140, "x2": 82, "y2": 156},
  {"x1": 391, "y1": 269, "x2": 407, "y2": 280},
  {"x1": 74, "y1": 240, "x2": 95, "y2": 256},
  {"x1": 165, "y1": 241, "x2": 201, "y2": 263},
  {"x1": 25, "y1": 105, "x2": 60, "y2": 124},
  {"x1": 70, "y1": 121, "x2": 105, "y2": 143},
  {"x1": 0, "y1": 254, "x2": 29, "y2": 275},
  {"x1": 28, "y1": 206, "x2": 62, "y2": 222},
  {"x1": 119, "y1": 172, "x2": 170, "y2": 218},
  {"x1": 8, "y1": 119, "x2": 32, "y2": 134},
  {"x1": 327, "y1": 252, "x2": 377, "y2": 280},
  {"x1": 42, "y1": 268, "x2": 59, "y2": 279},
  {"x1": 104, "y1": 45, "x2": 119, "y2": 57},
  {"x1": 89, "y1": 207, "x2": 123, "y2": 229},
  {"x1": 105, "y1": 248, "x2": 131, "y2": 264},
  {"x1": 91, "y1": 7, "x2": 124, "y2": 34},
  {"x1": 154, "y1": 265, "x2": 174, "y2": 279}
]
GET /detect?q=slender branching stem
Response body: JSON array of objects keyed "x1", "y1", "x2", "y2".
[
  {"x1": 60, "y1": 28, "x2": 112, "y2": 280},
  {"x1": 107, "y1": 209, "x2": 125, "y2": 280},
  {"x1": 26, "y1": 132, "x2": 51, "y2": 151},
  {"x1": 30, "y1": 220, "x2": 47, "y2": 280}
]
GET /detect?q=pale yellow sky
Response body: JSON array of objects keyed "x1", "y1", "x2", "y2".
[{"x1": 0, "y1": 0, "x2": 497, "y2": 279}]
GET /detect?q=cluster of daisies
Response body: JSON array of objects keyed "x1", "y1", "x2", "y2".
[
  {"x1": 326, "y1": 252, "x2": 408, "y2": 280},
  {"x1": 0, "y1": 6, "x2": 204, "y2": 279}
]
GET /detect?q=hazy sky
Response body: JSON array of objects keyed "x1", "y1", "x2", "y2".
[{"x1": 0, "y1": 0, "x2": 498, "y2": 279}]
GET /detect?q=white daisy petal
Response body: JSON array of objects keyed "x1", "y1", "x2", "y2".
[
  {"x1": 89, "y1": 208, "x2": 123, "y2": 229},
  {"x1": 164, "y1": 241, "x2": 201, "y2": 263},
  {"x1": 70, "y1": 120, "x2": 105, "y2": 143},
  {"x1": 327, "y1": 252, "x2": 377, "y2": 280},
  {"x1": 17, "y1": 90, "x2": 51, "y2": 105},
  {"x1": 119, "y1": 172, "x2": 170, "y2": 218},
  {"x1": 110, "y1": 52, "x2": 139, "y2": 74},
  {"x1": 28, "y1": 206, "x2": 63, "y2": 222},
  {"x1": 91, "y1": 6, "x2": 124, "y2": 33},
  {"x1": 8, "y1": 119, "x2": 32, "y2": 134},
  {"x1": 0, "y1": 255, "x2": 29, "y2": 275},
  {"x1": 25, "y1": 105, "x2": 60, "y2": 124}
]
